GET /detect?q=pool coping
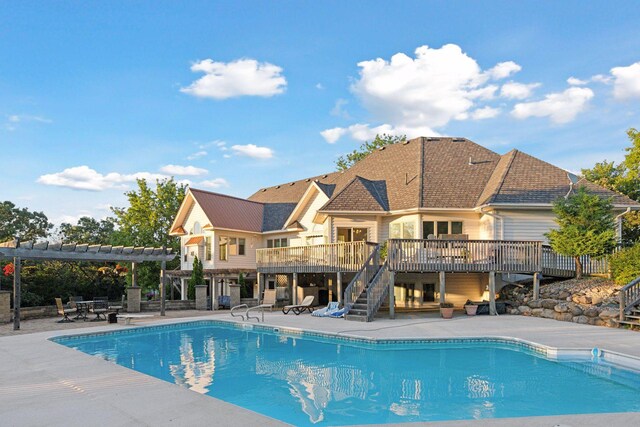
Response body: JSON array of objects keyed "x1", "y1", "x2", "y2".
[{"x1": 50, "y1": 317, "x2": 640, "y2": 373}]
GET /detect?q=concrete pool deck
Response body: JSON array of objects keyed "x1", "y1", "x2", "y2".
[{"x1": 1, "y1": 311, "x2": 639, "y2": 426}]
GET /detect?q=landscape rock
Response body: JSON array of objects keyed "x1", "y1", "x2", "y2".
[{"x1": 541, "y1": 299, "x2": 557, "y2": 309}]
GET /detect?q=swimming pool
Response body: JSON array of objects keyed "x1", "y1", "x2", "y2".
[{"x1": 53, "y1": 321, "x2": 640, "y2": 426}]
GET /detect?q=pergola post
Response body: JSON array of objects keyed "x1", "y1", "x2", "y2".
[
  {"x1": 160, "y1": 258, "x2": 166, "y2": 317},
  {"x1": 13, "y1": 256, "x2": 21, "y2": 331},
  {"x1": 211, "y1": 275, "x2": 219, "y2": 310},
  {"x1": 127, "y1": 262, "x2": 141, "y2": 313},
  {"x1": 292, "y1": 273, "x2": 298, "y2": 305}
]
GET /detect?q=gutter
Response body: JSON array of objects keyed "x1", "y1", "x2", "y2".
[{"x1": 615, "y1": 207, "x2": 631, "y2": 243}]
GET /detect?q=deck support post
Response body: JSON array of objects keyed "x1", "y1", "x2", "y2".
[
  {"x1": 489, "y1": 271, "x2": 497, "y2": 316},
  {"x1": 292, "y1": 273, "x2": 298, "y2": 305},
  {"x1": 533, "y1": 272, "x2": 541, "y2": 301},
  {"x1": 389, "y1": 271, "x2": 395, "y2": 319},
  {"x1": 258, "y1": 273, "x2": 265, "y2": 302},
  {"x1": 13, "y1": 256, "x2": 21, "y2": 331},
  {"x1": 160, "y1": 252, "x2": 166, "y2": 316},
  {"x1": 337, "y1": 272, "x2": 343, "y2": 304},
  {"x1": 438, "y1": 271, "x2": 446, "y2": 304}
]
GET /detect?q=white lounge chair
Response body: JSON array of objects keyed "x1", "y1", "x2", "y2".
[
  {"x1": 311, "y1": 301, "x2": 340, "y2": 317},
  {"x1": 282, "y1": 295, "x2": 315, "y2": 315},
  {"x1": 261, "y1": 289, "x2": 277, "y2": 311}
]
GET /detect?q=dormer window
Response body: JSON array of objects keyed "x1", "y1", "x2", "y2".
[{"x1": 192, "y1": 222, "x2": 201, "y2": 234}]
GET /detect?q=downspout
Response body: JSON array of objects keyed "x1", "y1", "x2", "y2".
[
  {"x1": 479, "y1": 207, "x2": 503, "y2": 240},
  {"x1": 615, "y1": 207, "x2": 631, "y2": 244}
]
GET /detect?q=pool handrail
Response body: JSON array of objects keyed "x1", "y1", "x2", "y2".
[{"x1": 230, "y1": 304, "x2": 248, "y2": 321}]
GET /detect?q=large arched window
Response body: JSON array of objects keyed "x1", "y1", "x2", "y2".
[{"x1": 191, "y1": 221, "x2": 201, "y2": 234}]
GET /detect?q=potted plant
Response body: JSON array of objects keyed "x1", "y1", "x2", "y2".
[
  {"x1": 440, "y1": 302, "x2": 454, "y2": 319},
  {"x1": 464, "y1": 301, "x2": 478, "y2": 316}
]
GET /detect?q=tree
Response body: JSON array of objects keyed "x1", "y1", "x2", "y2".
[
  {"x1": 111, "y1": 178, "x2": 187, "y2": 289},
  {"x1": 582, "y1": 128, "x2": 640, "y2": 244},
  {"x1": 335, "y1": 134, "x2": 406, "y2": 171},
  {"x1": 0, "y1": 201, "x2": 53, "y2": 241},
  {"x1": 546, "y1": 187, "x2": 616, "y2": 279},
  {"x1": 189, "y1": 256, "x2": 203, "y2": 300},
  {"x1": 57, "y1": 217, "x2": 116, "y2": 244}
]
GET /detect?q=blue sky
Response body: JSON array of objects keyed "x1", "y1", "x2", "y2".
[{"x1": 2, "y1": 1, "x2": 640, "y2": 225}]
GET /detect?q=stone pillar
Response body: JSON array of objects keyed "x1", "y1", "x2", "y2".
[
  {"x1": 388, "y1": 271, "x2": 395, "y2": 319},
  {"x1": 438, "y1": 271, "x2": 446, "y2": 304},
  {"x1": 127, "y1": 287, "x2": 141, "y2": 313},
  {"x1": 336, "y1": 272, "x2": 343, "y2": 303},
  {"x1": 211, "y1": 276, "x2": 219, "y2": 310},
  {"x1": 0, "y1": 290, "x2": 10, "y2": 323},
  {"x1": 229, "y1": 283, "x2": 241, "y2": 308},
  {"x1": 533, "y1": 272, "x2": 541, "y2": 301},
  {"x1": 195, "y1": 285, "x2": 208, "y2": 310},
  {"x1": 489, "y1": 271, "x2": 497, "y2": 316},
  {"x1": 13, "y1": 256, "x2": 21, "y2": 330}
]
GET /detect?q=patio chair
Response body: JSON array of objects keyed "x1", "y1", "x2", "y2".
[
  {"x1": 90, "y1": 297, "x2": 109, "y2": 321},
  {"x1": 282, "y1": 295, "x2": 315, "y2": 315},
  {"x1": 109, "y1": 295, "x2": 125, "y2": 314},
  {"x1": 218, "y1": 295, "x2": 231, "y2": 309},
  {"x1": 311, "y1": 301, "x2": 340, "y2": 317},
  {"x1": 69, "y1": 296, "x2": 83, "y2": 319},
  {"x1": 55, "y1": 298, "x2": 77, "y2": 323}
]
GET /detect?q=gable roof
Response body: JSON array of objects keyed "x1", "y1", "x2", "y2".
[
  {"x1": 321, "y1": 176, "x2": 389, "y2": 211},
  {"x1": 247, "y1": 172, "x2": 341, "y2": 203},
  {"x1": 189, "y1": 188, "x2": 264, "y2": 232}
]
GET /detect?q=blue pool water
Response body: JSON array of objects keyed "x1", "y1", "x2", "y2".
[{"x1": 53, "y1": 321, "x2": 640, "y2": 425}]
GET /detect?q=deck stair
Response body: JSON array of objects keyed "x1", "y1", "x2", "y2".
[
  {"x1": 343, "y1": 243, "x2": 391, "y2": 322},
  {"x1": 617, "y1": 276, "x2": 640, "y2": 327}
]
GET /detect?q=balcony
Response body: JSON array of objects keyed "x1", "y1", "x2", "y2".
[
  {"x1": 388, "y1": 239, "x2": 543, "y2": 274},
  {"x1": 256, "y1": 241, "x2": 378, "y2": 274}
]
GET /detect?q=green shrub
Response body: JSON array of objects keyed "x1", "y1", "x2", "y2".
[{"x1": 610, "y1": 244, "x2": 640, "y2": 285}]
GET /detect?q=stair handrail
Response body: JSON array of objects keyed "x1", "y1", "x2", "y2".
[
  {"x1": 619, "y1": 276, "x2": 640, "y2": 321},
  {"x1": 365, "y1": 260, "x2": 390, "y2": 321},
  {"x1": 343, "y1": 244, "x2": 380, "y2": 314}
]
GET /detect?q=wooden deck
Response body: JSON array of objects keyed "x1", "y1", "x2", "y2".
[{"x1": 256, "y1": 241, "x2": 377, "y2": 274}]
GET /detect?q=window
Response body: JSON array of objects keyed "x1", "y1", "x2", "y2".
[
  {"x1": 338, "y1": 227, "x2": 368, "y2": 242},
  {"x1": 423, "y1": 221, "x2": 464, "y2": 237},
  {"x1": 389, "y1": 221, "x2": 416, "y2": 239},
  {"x1": 205, "y1": 236, "x2": 212, "y2": 260},
  {"x1": 267, "y1": 238, "x2": 287, "y2": 248},
  {"x1": 228, "y1": 238, "x2": 246, "y2": 256},
  {"x1": 191, "y1": 221, "x2": 201, "y2": 234},
  {"x1": 219, "y1": 237, "x2": 228, "y2": 261}
]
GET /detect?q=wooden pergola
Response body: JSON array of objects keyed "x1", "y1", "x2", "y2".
[{"x1": 0, "y1": 238, "x2": 176, "y2": 330}]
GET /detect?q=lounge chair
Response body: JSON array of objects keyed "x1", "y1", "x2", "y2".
[
  {"x1": 90, "y1": 297, "x2": 109, "y2": 321},
  {"x1": 328, "y1": 306, "x2": 347, "y2": 318},
  {"x1": 311, "y1": 301, "x2": 340, "y2": 317},
  {"x1": 282, "y1": 295, "x2": 315, "y2": 315},
  {"x1": 261, "y1": 289, "x2": 277, "y2": 311},
  {"x1": 55, "y1": 298, "x2": 77, "y2": 323}
]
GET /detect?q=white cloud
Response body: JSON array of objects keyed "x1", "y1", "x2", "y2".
[
  {"x1": 36, "y1": 166, "x2": 184, "y2": 191},
  {"x1": 591, "y1": 74, "x2": 613, "y2": 84},
  {"x1": 230, "y1": 144, "x2": 274, "y2": 159},
  {"x1": 330, "y1": 98, "x2": 350, "y2": 119},
  {"x1": 187, "y1": 150, "x2": 207, "y2": 160},
  {"x1": 316, "y1": 83, "x2": 325, "y2": 90},
  {"x1": 611, "y1": 61, "x2": 640, "y2": 100},
  {"x1": 511, "y1": 87, "x2": 594, "y2": 124},
  {"x1": 323, "y1": 44, "x2": 517, "y2": 143},
  {"x1": 486, "y1": 61, "x2": 522, "y2": 80},
  {"x1": 321, "y1": 123, "x2": 438, "y2": 144},
  {"x1": 160, "y1": 164, "x2": 208, "y2": 176},
  {"x1": 199, "y1": 178, "x2": 229, "y2": 189},
  {"x1": 181, "y1": 58, "x2": 287, "y2": 99},
  {"x1": 500, "y1": 82, "x2": 541, "y2": 99},
  {"x1": 223, "y1": 154, "x2": 231, "y2": 159},
  {"x1": 470, "y1": 106, "x2": 501, "y2": 120},
  {"x1": 567, "y1": 77, "x2": 588, "y2": 86},
  {"x1": 4, "y1": 114, "x2": 52, "y2": 131}
]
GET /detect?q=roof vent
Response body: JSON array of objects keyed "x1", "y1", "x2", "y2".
[
  {"x1": 322, "y1": 174, "x2": 328, "y2": 178},
  {"x1": 261, "y1": 189, "x2": 267, "y2": 192},
  {"x1": 426, "y1": 137, "x2": 440, "y2": 141},
  {"x1": 305, "y1": 178, "x2": 311, "y2": 182},
  {"x1": 403, "y1": 140, "x2": 410, "y2": 145},
  {"x1": 453, "y1": 137, "x2": 465, "y2": 142},
  {"x1": 378, "y1": 146, "x2": 386, "y2": 151},
  {"x1": 275, "y1": 185, "x2": 281, "y2": 189},
  {"x1": 289, "y1": 182, "x2": 295, "y2": 186}
]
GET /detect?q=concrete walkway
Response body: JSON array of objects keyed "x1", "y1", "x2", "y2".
[{"x1": 1, "y1": 311, "x2": 639, "y2": 427}]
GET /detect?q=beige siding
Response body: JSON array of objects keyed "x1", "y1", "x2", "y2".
[
  {"x1": 479, "y1": 214, "x2": 496, "y2": 240},
  {"x1": 394, "y1": 272, "x2": 485, "y2": 308},
  {"x1": 500, "y1": 209, "x2": 558, "y2": 242},
  {"x1": 290, "y1": 190, "x2": 329, "y2": 245},
  {"x1": 180, "y1": 203, "x2": 210, "y2": 270},
  {"x1": 215, "y1": 230, "x2": 261, "y2": 270}
]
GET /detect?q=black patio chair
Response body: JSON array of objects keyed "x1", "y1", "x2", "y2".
[{"x1": 90, "y1": 297, "x2": 109, "y2": 321}]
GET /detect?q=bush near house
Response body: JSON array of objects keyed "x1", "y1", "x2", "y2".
[
  {"x1": 188, "y1": 256, "x2": 203, "y2": 299},
  {"x1": 609, "y1": 244, "x2": 640, "y2": 286}
]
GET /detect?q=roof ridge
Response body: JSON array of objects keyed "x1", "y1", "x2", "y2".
[
  {"x1": 478, "y1": 149, "x2": 518, "y2": 206},
  {"x1": 361, "y1": 177, "x2": 389, "y2": 210},
  {"x1": 190, "y1": 187, "x2": 264, "y2": 206}
]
